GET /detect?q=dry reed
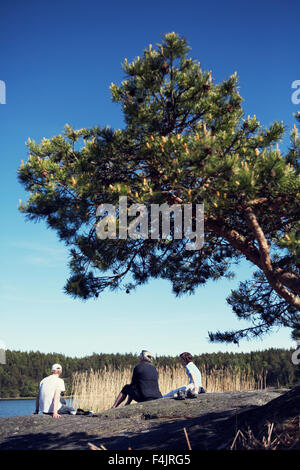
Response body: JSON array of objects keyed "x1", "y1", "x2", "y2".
[
  {"x1": 230, "y1": 416, "x2": 300, "y2": 450},
  {"x1": 71, "y1": 365, "x2": 260, "y2": 414}
]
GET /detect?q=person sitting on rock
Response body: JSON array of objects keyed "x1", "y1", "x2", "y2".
[
  {"x1": 35, "y1": 363, "x2": 76, "y2": 418},
  {"x1": 111, "y1": 350, "x2": 162, "y2": 408},
  {"x1": 163, "y1": 352, "x2": 205, "y2": 398}
]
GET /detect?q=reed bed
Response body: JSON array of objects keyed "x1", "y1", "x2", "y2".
[{"x1": 71, "y1": 365, "x2": 262, "y2": 413}]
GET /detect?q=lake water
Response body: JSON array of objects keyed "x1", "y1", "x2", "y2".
[
  {"x1": 0, "y1": 399, "x2": 36, "y2": 418},
  {"x1": 0, "y1": 399, "x2": 74, "y2": 418}
]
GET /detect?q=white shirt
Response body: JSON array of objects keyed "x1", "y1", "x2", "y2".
[
  {"x1": 39, "y1": 374, "x2": 65, "y2": 413},
  {"x1": 185, "y1": 362, "x2": 202, "y2": 389}
]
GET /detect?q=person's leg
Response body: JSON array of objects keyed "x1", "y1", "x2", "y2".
[
  {"x1": 124, "y1": 396, "x2": 133, "y2": 406},
  {"x1": 113, "y1": 384, "x2": 140, "y2": 407},
  {"x1": 58, "y1": 397, "x2": 76, "y2": 414},
  {"x1": 58, "y1": 405, "x2": 76, "y2": 415},
  {"x1": 163, "y1": 386, "x2": 186, "y2": 398},
  {"x1": 112, "y1": 392, "x2": 126, "y2": 408},
  {"x1": 112, "y1": 384, "x2": 132, "y2": 408}
]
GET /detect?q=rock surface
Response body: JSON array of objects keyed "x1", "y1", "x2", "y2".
[{"x1": 0, "y1": 389, "x2": 293, "y2": 450}]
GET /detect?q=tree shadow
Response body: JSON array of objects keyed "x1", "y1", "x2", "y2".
[
  {"x1": 0, "y1": 431, "x2": 101, "y2": 450},
  {"x1": 88, "y1": 408, "x2": 246, "y2": 450},
  {"x1": 0, "y1": 407, "x2": 257, "y2": 450}
]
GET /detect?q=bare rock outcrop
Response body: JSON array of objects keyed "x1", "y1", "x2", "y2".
[{"x1": 0, "y1": 388, "x2": 297, "y2": 450}]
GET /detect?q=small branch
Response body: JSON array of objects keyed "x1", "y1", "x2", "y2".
[{"x1": 183, "y1": 427, "x2": 192, "y2": 450}]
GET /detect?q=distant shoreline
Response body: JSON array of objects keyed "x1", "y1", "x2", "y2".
[
  {"x1": 0, "y1": 397, "x2": 35, "y2": 401},
  {"x1": 0, "y1": 396, "x2": 73, "y2": 401}
]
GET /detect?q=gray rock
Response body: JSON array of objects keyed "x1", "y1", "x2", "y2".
[{"x1": 0, "y1": 389, "x2": 291, "y2": 450}]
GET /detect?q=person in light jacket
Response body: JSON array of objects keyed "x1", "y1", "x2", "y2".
[{"x1": 163, "y1": 352, "x2": 205, "y2": 398}]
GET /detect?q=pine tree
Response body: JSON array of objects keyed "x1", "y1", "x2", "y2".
[{"x1": 18, "y1": 33, "x2": 300, "y2": 344}]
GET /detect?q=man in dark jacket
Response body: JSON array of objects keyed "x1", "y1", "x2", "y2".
[{"x1": 111, "y1": 350, "x2": 162, "y2": 408}]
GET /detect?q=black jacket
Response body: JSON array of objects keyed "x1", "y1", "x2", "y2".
[{"x1": 131, "y1": 361, "x2": 162, "y2": 401}]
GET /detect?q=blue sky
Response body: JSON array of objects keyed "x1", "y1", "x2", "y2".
[{"x1": 0, "y1": 0, "x2": 299, "y2": 358}]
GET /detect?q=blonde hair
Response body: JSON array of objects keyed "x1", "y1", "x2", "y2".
[{"x1": 140, "y1": 350, "x2": 154, "y2": 363}]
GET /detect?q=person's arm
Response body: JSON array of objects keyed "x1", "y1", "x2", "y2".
[
  {"x1": 189, "y1": 370, "x2": 198, "y2": 392},
  {"x1": 185, "y1": 364, "x2": 198, "y2": 392},
  {"x1": 52, "y1": 389, "x2": 61, "y2": 419},
  {"x1": 34, "y1": 391, "x2": 40, "y2": 414},
  {"x1": 130, "y1": 366, "x2": 138, "y2": 386}
]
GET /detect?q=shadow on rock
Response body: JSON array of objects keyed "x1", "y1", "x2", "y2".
[
  {"x1": 0, "y1": 431, "x2": 102, "y2": 450},
  {"x1": 88, "y1": 409, "x2": 247, "y2": 451}
]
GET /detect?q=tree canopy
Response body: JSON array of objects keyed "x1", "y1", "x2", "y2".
[
  {"x1": 0, "y1": 349, "x2": 297, "y2": 397},
  {"x1": 18, "y1": 33, "x2": 300, "y2": 343}
]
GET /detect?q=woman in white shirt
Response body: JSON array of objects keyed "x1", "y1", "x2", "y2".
[{"x1": 163, "y1": 352, "x2": 205, "y2": 398}]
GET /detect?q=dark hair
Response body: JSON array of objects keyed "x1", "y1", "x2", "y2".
[{"x1": 179, "y1": 352, "x2": 193, "y2": 364}]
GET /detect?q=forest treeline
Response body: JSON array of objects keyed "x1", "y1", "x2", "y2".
[{"x1": 0, "y1": 348, "x2": 299, "y2": 398}]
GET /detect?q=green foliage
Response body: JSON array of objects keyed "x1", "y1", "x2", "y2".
[
  {"x1": 17, "y1": 33, "x2": 300, "y2": 343},
  {"x1": 0, "y1": 348, "x2": 298, "y2": 398}
]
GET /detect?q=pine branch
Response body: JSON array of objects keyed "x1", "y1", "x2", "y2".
[{"x1": 244, "y1": 206, "x2": 300, "y2": 309}]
